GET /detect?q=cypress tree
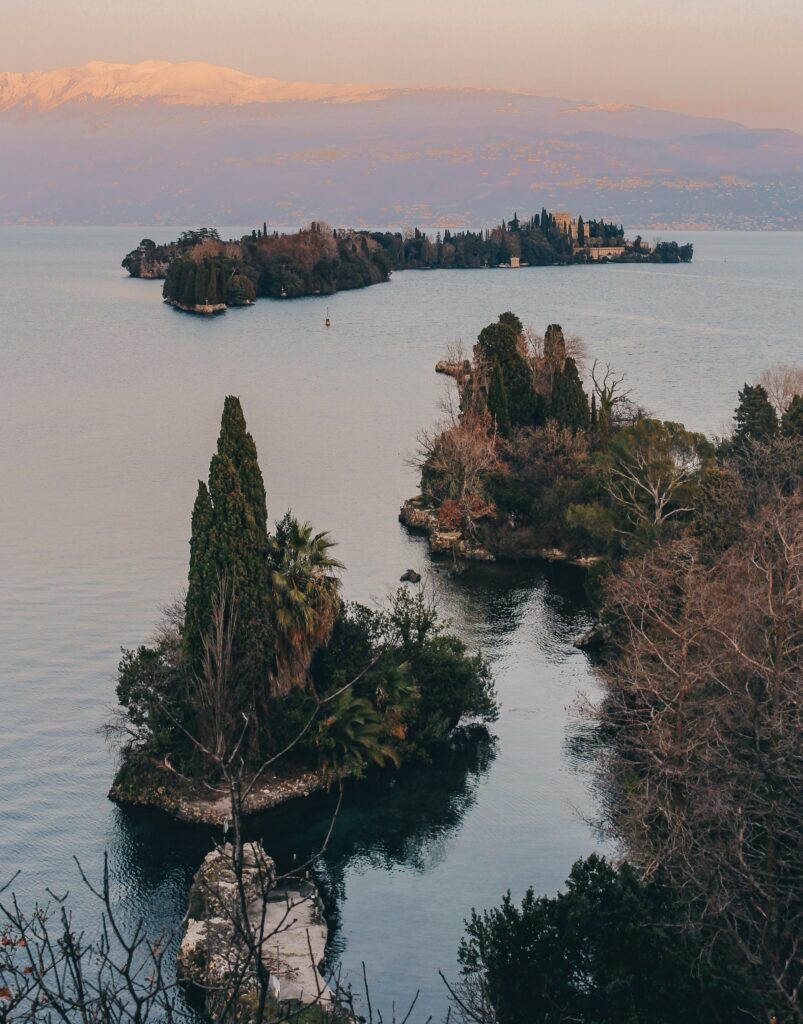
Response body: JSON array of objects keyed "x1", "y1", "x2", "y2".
[
  {"x1": 475, "y1": 320, "x2": 536, "y2": 429},
  {"x1": 488, "y1": 361, "x2": 511, "y2": 436},
  {"x1": 577, "y1": 215, "x2": 585, "y2": 246},
  {"x1": 206, "y1": 261, "x2": 218, "y2": 304},
  {"x1": 181, "y1": 262, "x2": 197, "y2": 308},
  {"x1": 184, "y1": 397, "x2": 271, "y2": 679},
  {"x1": 550, "y1": 357, "x2": 590, "y2": 431},
  {"x1": 194, "y1": 262, "x2": 209, "y2": 306},
  {"x1": 263, "y1": 221, "x2": 267, "y2": 238},
  {"x1": 544, "y1": 323, "x2": 567, "y2": 376},
  {"x1": 590, "y1": 392, "x2": 598, "y2": 432},
  {"x1": 732, "y1": 383, "x2": 778, "y2": 446},
  {"x1": 185, "y1": 482, "x2": 216, "y2": 667},
  {"x1": 781, "y1": 394, "x2": 803, "y2": 438}
]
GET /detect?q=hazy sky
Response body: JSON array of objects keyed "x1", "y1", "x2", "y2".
[{"x1": 3, "y1": 0, "x2": 802, "y2": 131}]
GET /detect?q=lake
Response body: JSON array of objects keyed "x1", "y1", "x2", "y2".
[{"x1": 2, "y1": 228, "x2": 801, "y2": 1019}]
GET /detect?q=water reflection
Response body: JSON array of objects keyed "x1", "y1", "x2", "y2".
[{"x1": 108, "y1": 725, "x2": 496, "y2": 960}]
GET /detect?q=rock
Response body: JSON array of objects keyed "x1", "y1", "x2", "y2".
[
  {"x1": 400, "y1": 569, "x2": 422, "y2": 583},
  {"x1": 398, "y1": 497, "x2": 438, "y2": 533},
  {"x1": 435, "y1": 359, "x2": 471, "y2": 381},
  {"x1": 574, "y1": 622, "x2": 609, "y2": 649},
  {"x1": 165, "y1": 298, "x2": 227, "y2": 315},
  {"x1": 178, "y1": 842, "x2": 334, "y2": 1018}
]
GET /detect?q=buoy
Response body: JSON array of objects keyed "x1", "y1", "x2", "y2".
[{"x1": 325, "y1": 307, "x2": 331, "y2": 327}]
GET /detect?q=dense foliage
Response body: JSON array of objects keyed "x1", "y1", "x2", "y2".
[
  {"x1": 595, "y1": 435, "x2": 802, "y2": 1021},
  {"x1": 114, "y1": 397, "x2": 496, "y2": 787},
  {"x1": 123, "y1": 213, "x2": 693, "y2": 312},
  {"x1": 413, "y1": 312, "x2": 714, "y2": 570},
  {"x1": 417, "y1": 323, "x2": 802, "y2": 1017},
  {"x1": 457, "y1": 856, "x2": 759, "y2": 1024}
]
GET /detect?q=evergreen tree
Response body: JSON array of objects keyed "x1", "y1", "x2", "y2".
[
  {"x1": 781, "y1": 393, "x2": 803, "y2": 437},
  {"x1": 206, "y1": 261, "x2": 218, "y2": 304},
  {"x1": 498, "y1": 311, "x2": 523, "y2": 335},
  {"x1": 263, "y1": 221, "x2": 267, "y2": 238},
  {"x1": 180, "y1": 262, "x2": 197, "y2": 308},
  {"x1": 543, "y1": 323, "x2": 566, "y2": 375},
  {"x1": 458, "y1": 855, "x2": 760, "y2": 1024},
  {"x1": 732, "y1": 383, "x2": 778, "y2": 447},
  {"x1": 550, "y1": 357, "x2": 590, "y2": 431},
  {"x1": 475, "y1": 319, "x2": 536, "y2": 429},
  {"x1": 184, "y1": 482, "x2": 216, "y2": 667},
  {"x1": 194, "y1": 261, "x2": 209, "y2": 306},
  {"x1": 184, "y1": 397, "x2": 271, "y2": 680},
  {"x1": 577, "y1": 216, "x2": 585, "y2": 246},
  {"x1": 590, "y1": 392, "x2": 598, "y2": 432},
  {"x1": 488, "y1": 361, "x2": 512, "y2": 436}
]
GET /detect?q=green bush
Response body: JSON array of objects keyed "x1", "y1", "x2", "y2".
[{"x1": 458, "y1": 855, "x2": 760, "y2": 1024}]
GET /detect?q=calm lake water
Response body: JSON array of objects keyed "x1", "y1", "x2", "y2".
[{"x1": 2, "y1": 228, "x2": 801, "y2": 1019}]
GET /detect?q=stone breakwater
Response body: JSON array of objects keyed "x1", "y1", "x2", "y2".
[{"x1": 178, "y1": 843, "x2": 334, "y2": 1017}]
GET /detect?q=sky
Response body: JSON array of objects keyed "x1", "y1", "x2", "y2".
[{"x1": 2, "y1": 0, "x2": 802, "y2": 132}]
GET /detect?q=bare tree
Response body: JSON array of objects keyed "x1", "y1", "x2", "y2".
[
  {"x1": 760, "y1": 363, "x2": 803, "y2": 417},
  {"x1": 603, "y1": 419, "x2": 711, "y2": 529},
  {"x1": 590, "y1": 361, "x2": 633, "y2": 437},
  {"x1": 593, "y1": 486, "x2": 803, "y2": 1020}
]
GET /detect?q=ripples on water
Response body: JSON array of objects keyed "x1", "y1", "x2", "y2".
[{"x1": 2, "y1": 228, "x2": 801, "y2": 1017}]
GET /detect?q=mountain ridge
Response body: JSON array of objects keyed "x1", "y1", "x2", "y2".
[{"x1": 1, "y1": 61, "x2": 802, "y2": 228}]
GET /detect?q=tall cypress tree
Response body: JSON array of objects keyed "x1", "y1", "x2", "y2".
[
  {"x1": 184, "y1": 397, "x2": 271, "y2": 679},
  {"x1": 550, "y1": 357, "x2": 590, "y2": 431},
  {"x1": 185, "y1": 482, "x2": 216, "y2": 667},
  {"x1": 488, "y1": 361, "x2": 511, "y2": 437},
  {"x1": 206, "y1": 261, "x2": 218, "y2": 304},
  {"x1": 475, "y1": 319, "x2": 536, "y2": 429},
  {"x1": 180, "y1": 262, "x2": 197, "y2": 308},
  {"x1": 194, "y1": 262, "x2": 209, "y2": 306}
]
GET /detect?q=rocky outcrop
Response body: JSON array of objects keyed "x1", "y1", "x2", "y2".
[
  {"x1": 122, "y1": 239, "x2": 175, "y2": 278},
  {"x1": 574, "y1": 621, "x2": 610, "y2": 649},
  {"x1": 178, "y1": 843, "x2": 334, "y2": 1019},
  {"x1": 435, "y1": 359, "x2": 471, "y2": 382},
  {"x1": 399, "y1": 496, "x2": 603, "y2": 568},
  {"x1": 165, "y1": 298, "x2": 227, "y2": 315},
  {"x1": 399, "y1": 497, "x2": 495, "y2": 562}
]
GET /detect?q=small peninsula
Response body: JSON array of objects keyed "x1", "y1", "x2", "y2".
[
  {"x1": 401, "y1": 312, "x2": 801, "y2": 588},
  {"x1": 122, "y1": 212, "x2": 693, "y2": 314}
]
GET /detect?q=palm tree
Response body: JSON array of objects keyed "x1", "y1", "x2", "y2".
[
  {"x1": 267, "y1": 512, "x2": 344, "y2": 696},
  {"x1": 317, "y1": 688, "x2": 402, "y2": 776}
]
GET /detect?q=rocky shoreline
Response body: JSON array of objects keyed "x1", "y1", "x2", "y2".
[
  {"x1": 108, "y1": 759, "x2": 341, "y2": 825},
  {"x1": 165, "y1": 298, "x2": 229, "y2": 315},
  {"x1": 399, "y1": 495, "x2": 602, "y2": 569}
]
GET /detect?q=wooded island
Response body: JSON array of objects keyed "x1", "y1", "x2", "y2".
[{"x1": 122, "y1": 213, "x2": 693, "y2": 314}]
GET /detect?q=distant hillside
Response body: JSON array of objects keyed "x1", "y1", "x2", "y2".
[{"x1": 1, "y1": 61, "x2": 802, "y2": 228}]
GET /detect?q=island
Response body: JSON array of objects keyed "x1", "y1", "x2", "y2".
[
  {"x1": 122, "y1": 212, "x2": 694, "y2": 314},
  {"x1": 108, "y1": 395, "x2": 497, "y2": 824}
]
